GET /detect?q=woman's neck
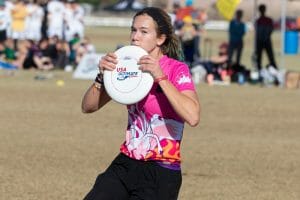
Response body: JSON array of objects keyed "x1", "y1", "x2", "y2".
[{"x1": 149, "y1": 47, "x2": 164, "y2": 60}]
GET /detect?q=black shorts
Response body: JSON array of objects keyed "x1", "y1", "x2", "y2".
[{"x1": 83, "y1": 153, "x2": 182, "y2": 200}]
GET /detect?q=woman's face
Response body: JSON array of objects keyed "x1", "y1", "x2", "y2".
[{"x1": 130, "y1": 14, "x2": 165, "y2": 56}]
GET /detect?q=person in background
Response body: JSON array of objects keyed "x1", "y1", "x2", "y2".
[
  {"x1": 192, "y1": 7, "x2": 207, "y2": 60},
  {"x1": 255, "y1": 4, "x2": 278, "y2": 72},
  {"x1": 0, "y1": 42, "x2": 5, "y2": 60},
  {"x1": 10, "y1": 0, "x2": 28, "y2": 51},
  {"x1": 228, "y1": 9, "x2": 246, "y2": 68},
  {"x1": 22, "y1": 39, "x2": 39, "y2": 69},
  {"x1": 68, "y1": 32, "x2": 80, "y2": 65},
  {"x1": 0, "y1": 0, "x2": 10, "y2": 46},
  {"x1": 178, "y1": 15, "x2": 198, "y2": 67},
  {"x1": 74, "y1": 36, "x2": 95, "y2": 65},
  {"x1": 203, "y1": 42, "x2": 229, "y2": 83},
  {"x1": 23, "y1": 38, "x2": 53, "y2": 70},
  {"x1": 4, "y1": 0, "x2": 13, "y2": 39},
  {"x1": 69, "y1": 0, "x2": 85, "y2": 39},
  {"x1": 47, "y1": 35, "x2": 58, "y2": 64},
  {"x1": 174, "y1": 0, "x2": 194, "y2": 30},
  {"x1": 11, "y1": 39, "x2": 30, "y2": 69},
  {"x1": 25, "y1": 0, "x2": 44, "y2": 42},
  {"x1": 47, "y1": 0, "x2": 65, "y2": 39},
  {"x1": 161, "y1": 2, "x2": 176, "y2": 27},
  {"x1": 36, "y1": 37, "x2": 54, "y2": 70},
  {"x1": 81, "y1": 7, "x2": 200, "y2": 200},
  {"x1": 40, "y1": 0, "x2": 49, "y2": 39},
  {"x1": 55, "y1": 39, "x2": 70, "y2": 69},
  {"x1": 4, "y1": 38, "x2": 16, "y2": 61}
]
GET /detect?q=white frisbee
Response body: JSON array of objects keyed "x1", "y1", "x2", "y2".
[{"x1": 103, "y1": 45, "x2": 154, "y2": 105}]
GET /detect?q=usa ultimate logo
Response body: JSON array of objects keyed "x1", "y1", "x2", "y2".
[{"x1": 117, "y1": 56, "x2": 139, "y2": 81}]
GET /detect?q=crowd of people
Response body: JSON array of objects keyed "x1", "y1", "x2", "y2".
[
  {"x1": 168, "y1": 0, "x2": 207, "y2": 66},
  {"x1": 168, "y1": 1, "x2": 282, "y2": 86},
  {"x1": 0, "y1": 0, "x2": 95, "y2": 71},
  {"x1": 0, "y1": 0, "x2": 284, "y2": 86}
]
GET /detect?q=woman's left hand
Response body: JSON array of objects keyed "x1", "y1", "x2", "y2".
[{"x1": 138, "y1": 55, "x2": 164, "y2": 79}]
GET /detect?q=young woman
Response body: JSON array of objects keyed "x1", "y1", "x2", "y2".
[{"x1": 81, "y1": 7, "x2": 200, "y2": 200}]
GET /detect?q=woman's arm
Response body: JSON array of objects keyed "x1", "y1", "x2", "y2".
[
  {"x1": 210, "y1": 54, "x2": 228, "y2": 64},
  {"x1": 81, "y1": 52, "x2": 117, "y2": 113},
  {"x1": 81, "y1": 82, "x2": 111, "y2": 113},
  {"x1": 138, "y1": 55, "x2": 200, "y2": 127},
  {"x1": 157, "y1": 80, "x2": 200, "y2": 127}
]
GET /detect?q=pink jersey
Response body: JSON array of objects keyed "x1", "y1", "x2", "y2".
[{"x1": 120, "y1": 55, "x2": 195, "y2": 169}]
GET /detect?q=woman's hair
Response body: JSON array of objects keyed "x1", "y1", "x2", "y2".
[{"x1": 133, "y1": 7, "x2": 183, "y2": 60}]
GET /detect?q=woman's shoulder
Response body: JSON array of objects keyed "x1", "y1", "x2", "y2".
[
  {"x1": 161, "y1": 55, "x2": 188, "y2": 69},
  {"x1": 160, "y1": 56, "x2": 191, "y2": 82}
]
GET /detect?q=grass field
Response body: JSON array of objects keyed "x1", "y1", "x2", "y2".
[{"x1": 1, "y1": 27, "x2": 300, "y2": 200}]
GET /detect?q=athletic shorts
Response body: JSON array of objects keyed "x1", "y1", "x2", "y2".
[
  {"x1": 83, "y1": 153, "x2": 182, "y2": 200},
  {"x1": 11, "y1": 31, "x2": 26, "y2": 40}
]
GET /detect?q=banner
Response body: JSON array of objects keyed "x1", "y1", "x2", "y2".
[
  {"x1": 216, "y1": 0, "x2": 242, "y2": 21},
  {"x1": 73, "y1": 53, "x2": 104, "y2": 80}
]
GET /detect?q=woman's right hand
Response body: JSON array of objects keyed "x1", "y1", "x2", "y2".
[{"x1": 99, "y1": 52, "x2": 118, "y2": 72}]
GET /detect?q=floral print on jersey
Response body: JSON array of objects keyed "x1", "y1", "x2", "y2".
[{"x1": 120, "y1": 104, "x2": 184, "y2": 165}]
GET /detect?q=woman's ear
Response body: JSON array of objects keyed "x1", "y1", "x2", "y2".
[{"x1": 157, "y1": 34, "x2": 167, "y2": 46}]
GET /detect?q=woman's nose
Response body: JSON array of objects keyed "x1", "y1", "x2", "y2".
[{"x1": 131, "y1": 32, "x2": 139, "y2": 41}]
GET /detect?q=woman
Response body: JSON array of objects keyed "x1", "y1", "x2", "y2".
[{"x1": 81, "y1": 7, "x2": 200, "y2": 200}]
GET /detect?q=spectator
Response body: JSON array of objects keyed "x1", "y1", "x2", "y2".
[
  {"x1": 12, "y1": 39, "x2": 30, "y2": 69},
  {"x1": 174, "y1": 0, "x2": 195, "y2": 29},
  {"x1": 36, "y1": 37, "x2": 54, "y2": 70},
  {"x1": 68, "y1": 33, "x2": 80, "y2": 65},
  {"x1": 4, "y1": 38, "x2": 16, "y2": 61},
  {"x1": 0, "y1": 42, "x2": 5, "y2": 60},
  {"x1": 228, "y1": 9, "x2": 246, "y2": 68},
  {"x1": 25, "y1": 0, "x2": 44, "y2": 42},
  {"x1": 40, "y1": 0, "x2": 48, "y2": 39},
  {"x1": 63, "y1": 0, "x2": 75, "y2": 41},
  {"x1": 47, "y1": 35, "x2": 59, "y2": 64},
  {"x1": 172, "y1": 2, "x2": 182, "y2": 32},
  {"x1": 161, "y1": 2, "x2": 176, "y2": 27},
  {"x1": 22, "y1": 40, "x2": 38, "y2": 69},
  {"x1": 47, "y1": 0, "x2": 65, "y2": 39},
  {"x1": 69, "y1": 0, "x2": 85, "y2": 39},
  {"x1": 191, "y1": 7, "x2": 207, "y2": 61},
  {"x1": 178, "y1": 15, "x2": 198, "y2": 67},
  {"x1": 255, "y1": 4, "x2": 278, "y2": 73},
  {"x1": 198, "y1": 42, "x2": 229, "y2": 83},
  {"x1": 23, "y1": 38, "x2": 53, "y2": 70},
  {"x1": 74, "y1": 36, "x2": 95, "y2": 65},
  {"x1": 4, "y1": 0, "x2": 14, "y2": 39},
  {"x1": 10, "y1": 0, "x2": 28, "y2": 51},
  {"x1": 0, "y1": 1, "x2": 10, "y2": 45},
  {"x1": 55, "y1": 39, "x2": 70, "y2": 69}
]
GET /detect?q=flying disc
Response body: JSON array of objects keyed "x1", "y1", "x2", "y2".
[{"x1": 103, "y1": 45, "x2": 154, "y2": 105}]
